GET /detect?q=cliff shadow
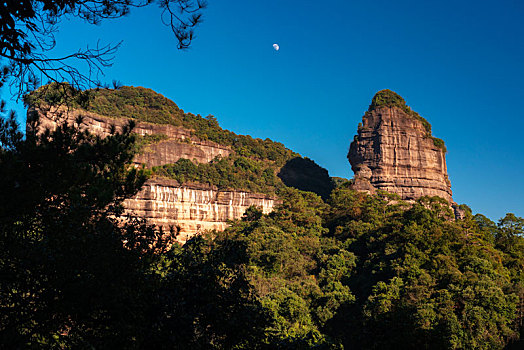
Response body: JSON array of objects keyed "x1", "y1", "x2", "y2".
[{"x1": 277, "y1": 157, "x2": 335, "y2": 200}]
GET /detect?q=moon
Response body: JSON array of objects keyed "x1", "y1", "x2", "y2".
[{"x1": 273, "y1": 43, "x2": 280, "y2": 51}]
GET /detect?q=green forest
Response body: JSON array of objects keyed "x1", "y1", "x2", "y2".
[
  {"x1": 1, "y1": 99, "x2": 523, "y2": 349},
  {"x1": 2, "y1": 1, "x2": 522, "y2": 349}
]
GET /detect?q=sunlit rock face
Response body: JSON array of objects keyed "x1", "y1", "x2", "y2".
[
  {"x1": 28, "y1": 107, "x2": 231, "y2": 165},
  {"x1": 348, "y1": 105, "x2": 453, "y2": 202},
  {"x1": 123, "y1": 178, "x2": 278, "y2": 243},
  {"x1": 28, "y1": 107, "x2": 278, "y2": 242}
]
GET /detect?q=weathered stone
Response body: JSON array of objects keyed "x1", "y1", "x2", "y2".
[
  {"x1": 28, "y1": 106, "x2": 231, "y2": 165},
  {"x1": 28, "y1": 106, "x2": 278, "y2": 242},
  {"x1": 348, "y1": 105, "x2": 453, "y2": 202},
  {"x1": 123, "y1": 178, "x2": 279, "y2": 243}
]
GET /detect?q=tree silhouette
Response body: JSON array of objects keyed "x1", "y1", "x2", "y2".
[
  {"x1": 0, "y1": 0, "x2": 207, "y2": 97},
  {"x1": 0, "y1": 114, "x2": 172, "y2": 346}
]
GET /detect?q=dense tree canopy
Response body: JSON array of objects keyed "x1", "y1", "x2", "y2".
[
  {"x1": 205, "y1": 185, "x2": 522, "y2": 349},
  {"x1": 1, "y1": 108, "x2": 523, "y2": 348}
]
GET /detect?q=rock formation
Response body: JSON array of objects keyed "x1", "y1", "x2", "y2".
[
  {"x1": 348, "y1": 90, "x2": 453, "y2": 202},
  {"x1": 277, "y1": 157, "x2": 335, "y2": 200},
  {"x1": 28, "y1": 106, "x2": 231, "y2": 166},
  {"x1": 28, "y1": 105, "x2": 278, "y2": 243},
  {"x1": 30, "y1": 86, "x2": 462, "y2": 242},
  {"x1": 123, "y1": 179, "x2": 278, "y2": 243}
]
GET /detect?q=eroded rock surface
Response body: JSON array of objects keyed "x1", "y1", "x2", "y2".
[
  {"x1": 28, "y1": 106, "x2": 231, "y2": 165},
  {"x1": 124, "y1": 178, "x2": 279, "y2": 243},
  {"x1": 348, "y1": 101, "x2": 452, "y2": 202},
  {"x1": 28, "y1": 106, "x2": 278, "y2": 242}
]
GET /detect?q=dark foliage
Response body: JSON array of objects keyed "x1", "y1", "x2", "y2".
[
  {"x1": 145, "y1": 234, "x2": 271, "y2": 349},
  {"x1": 154, "y1": 155, "x2": 284, "y2": 195},
  {"x1": 0, "y1": 114, "x2": 158, "y2": 347},
  {"x1": 278, "y1": 157, "x2": 336, "y2": 200}
]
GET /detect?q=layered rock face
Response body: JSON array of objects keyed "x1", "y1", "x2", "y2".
[
  {"x1": 348, "y1": 92, "x2": 452, "y2": 202},
  {"x1": 124, "y1": 179, "x2": 278, "y2": 243},
  {"x1": 29, "y1": 107, "x2": 231, "y2": 166},
  {"x1": 28, "y1": 106, "x2": 278, "y2": 242}
]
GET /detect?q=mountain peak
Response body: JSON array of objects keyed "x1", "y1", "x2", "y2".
[
  {"x1": 369, "y1": 89, "x2": 407, "y2": 111},
  {"x1": 349, "y1": 92, "x2": 452, "y2": 202}
]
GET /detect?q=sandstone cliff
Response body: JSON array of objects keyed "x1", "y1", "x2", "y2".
[
  {"x1": 348, "y1": 90, "x2": 453, "y2": 202},
  {"x1": 27, "y1": 103, "x2": 278, "y2": 242},
  {"x1": 26, "y1": 84, "x2": 341, "y2": 242},
  {"x1": 123, "y1": 179, "x2": 278, "y2": 243},
  {"x1": 28, "y1": 106, "x2": 231, "y2": 166}
]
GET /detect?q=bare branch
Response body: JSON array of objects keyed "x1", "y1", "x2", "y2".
[{"x1": 0, "y1": 0, "x2": 206, "y2": 99}]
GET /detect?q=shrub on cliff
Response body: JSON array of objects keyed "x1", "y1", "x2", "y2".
[
  {"x1": 431, "y1": 136, "x2": 447, "y2": 152},
  {"x1": 154, "y1": 154, "x2": 337, "y2": 199},
  {"x1": 154, "y1": 155, "x2": 284, "y2": 195},
  {"x1": 366, "y1": 89, "x2": 447, "y2": 152},
  {"x1": 370, "y1": 89, "x2": 432, "y2": 134},
  {"x1": 26, "y1": 83, "x2": 298, "y2": 165}
]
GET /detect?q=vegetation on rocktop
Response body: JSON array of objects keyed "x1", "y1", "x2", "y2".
[
  {"x1": 368, "y1": 89, "x2": 447, "y2": 152},
  {"x1": 85, "y1": 86, "x2": 185, "y2": 125},
  {"x1": 153, "y1": 155, "x2": 285, "y2": 195},
  {"x1": 25, "y1": 83, "x2": 298, "y2": 163},
  {"x1": 25, "y1": 83, "x2": 185, "y2": 124},
  {"x1": 26, "y1": 83, "x2": 337, "y2": 197},
  {"x1": 153, "y1": 154, "x2": 337, "y2": 199},
  {"x1": 369, "y1": 89, "x2": 408, "y2": 110},
  {"x1": 369, "y1": 90, "x2": 432, "y2": 133}
]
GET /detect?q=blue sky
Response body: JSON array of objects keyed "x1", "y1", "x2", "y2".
[{"x1": 6, "y1": 0, "x2": 524, "y2": 220}]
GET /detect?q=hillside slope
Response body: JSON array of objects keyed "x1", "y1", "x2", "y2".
[{"x1": 26, "y1": 83, "x2": 335, "y2": 241}]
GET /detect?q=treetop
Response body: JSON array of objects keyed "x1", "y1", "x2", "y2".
[{"x1": 369, "y1": 89, "x2": 408, "y2": 111}]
